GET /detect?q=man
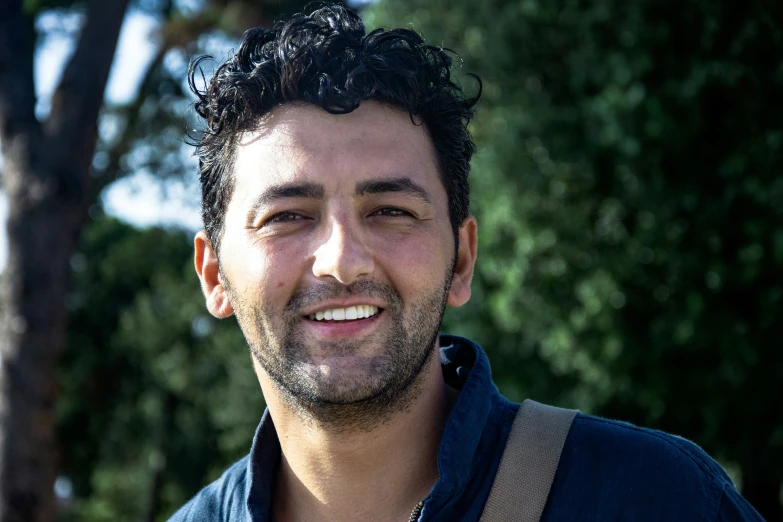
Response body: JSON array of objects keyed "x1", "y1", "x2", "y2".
[{"x1": 172, "y1": 5, "x2": 764, "y2": 521}]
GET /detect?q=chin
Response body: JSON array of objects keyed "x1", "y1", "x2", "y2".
[{"x1": 301, "y1": 355, "x2": 391, "y2": 398}]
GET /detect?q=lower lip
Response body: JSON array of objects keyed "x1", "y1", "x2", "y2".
[{"x1": 302, "y1": 311, "x2": 383, "y2": 338}]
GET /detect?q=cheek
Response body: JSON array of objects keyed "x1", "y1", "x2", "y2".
[
  {"x1": 369, "y1": 230, "x2": 452, "y2": 290},
  {"x1": 260, "y1": 241, "x2": 310, "y2": 296},
  {"x1": 226, "y1": 235, "x2": 307, "y2": 302}
]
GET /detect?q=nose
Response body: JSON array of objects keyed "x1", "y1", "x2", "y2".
[{"x1": 311, "y1": 213, "x2": 375, "y2": 285}]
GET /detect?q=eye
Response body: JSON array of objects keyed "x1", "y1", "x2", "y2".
[
  {"x1": 370, "y1": 207, "x2": 414, "y2": 218},
  {"x1": 263, "y1": 211, "x2": 307, "y2": 226}
]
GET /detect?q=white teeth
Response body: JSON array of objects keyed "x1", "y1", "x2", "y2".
[{"x1": 308, "y1": 305, "x2": 380, "y2": 321}]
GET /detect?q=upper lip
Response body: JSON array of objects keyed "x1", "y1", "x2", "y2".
[{"x1": 301, "y1": 299, "x2": 386, "y2": 316}]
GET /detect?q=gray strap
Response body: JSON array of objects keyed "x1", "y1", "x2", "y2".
[{"x1": 479, "y1": 399, "x2": 578, "y2": 522}]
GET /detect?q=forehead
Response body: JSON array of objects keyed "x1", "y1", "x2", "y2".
[{"x1": 231, "y1": 101, "x2": 442, "y2": 193}]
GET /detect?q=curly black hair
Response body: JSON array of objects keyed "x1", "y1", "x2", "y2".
[{"x1": 188, "y1": 4, "x2": 480, "y2": 254}]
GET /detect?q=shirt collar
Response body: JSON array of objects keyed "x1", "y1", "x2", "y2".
[
  {"x1": 431, "y1": 334, "x2": 498, "y2": 498},
  {"x1": 245, "y1": 409, "x2": 280, "y2": 521},
  {"x1": 243, "y1": 335, "x2": 501, "y2": 517}
]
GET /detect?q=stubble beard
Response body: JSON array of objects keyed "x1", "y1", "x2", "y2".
[{"x1": 227, "y1": 275, "x2": 452, "y2": 433}]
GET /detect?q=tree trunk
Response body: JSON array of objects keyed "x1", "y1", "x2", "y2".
[{"x1": 0, "y1": 1, "x2": 129, "y2": 520}]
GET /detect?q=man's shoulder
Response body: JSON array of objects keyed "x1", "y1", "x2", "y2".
[
  {"x1": 544, "y1": 412, "x2": 740, "y2": 520},
  {"x1": 567, "y1": 412, "x2": 734, "y2": 485},
  {"x1": 167, "y1": 456, "x2": 250, "y2": 522}
]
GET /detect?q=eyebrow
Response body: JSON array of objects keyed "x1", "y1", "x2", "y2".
[
  {"x1": 355, "y1": 177, "x2": 432, "y2": 204},
  {"x1": 249, "y1": 182, "x2": 325, "y2": 211}
]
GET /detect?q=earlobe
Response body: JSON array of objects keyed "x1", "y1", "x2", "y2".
[
  {"x1": 447, "y1": 216, "x2": 478, "y2": 308},
  {"x1": 194, "y1": 231, "x2": 235, "y2": 318}
]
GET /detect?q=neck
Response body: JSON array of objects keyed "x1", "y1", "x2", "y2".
[{"x1": 254, "y1": 351, "x2": 455, "y2": 522}]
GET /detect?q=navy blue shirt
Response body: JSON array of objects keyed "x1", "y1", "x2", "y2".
[{"x1": 169, "y1": 335, "x2": 764, "y2": 521}]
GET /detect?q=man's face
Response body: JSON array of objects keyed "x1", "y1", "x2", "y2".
[{"x1": 199, "y1": 101, "x2": 474, "y2": 425}]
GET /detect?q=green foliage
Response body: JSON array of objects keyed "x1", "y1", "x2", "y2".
[
  {"x1": 58, "y1": 217, "x2": 262, "y2": 521},
  {"x1": 367, "y1": 0, "x2": 783, "y2": 515},
  {"x1": 24, "y1": 0, "x2": 79, "y2": 14}
]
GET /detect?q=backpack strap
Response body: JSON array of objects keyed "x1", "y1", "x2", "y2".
[{"x1": 479, "y1": 399, "x2": 578, "y2": 522}]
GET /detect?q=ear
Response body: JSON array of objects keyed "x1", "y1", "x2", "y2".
[
  {"x1": 447, "y1": 216, "x2": 478, "y2": 307},
  {"x1": 194, "y1": 230, "x2": 235, "y2": 318}
]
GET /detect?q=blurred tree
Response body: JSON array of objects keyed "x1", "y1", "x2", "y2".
[
  {"x1": 1, "y1": 2, "x2": 129, "y2": 520},
  {"x1": 0, "y1": 0, "x2": 317, "y2": 520},
  {"x1": 59, "y1": 216, "x2": 260, "y2": 521},
  {"x1": 367, "y1": 1, "x2": 783, "y2": 520}
]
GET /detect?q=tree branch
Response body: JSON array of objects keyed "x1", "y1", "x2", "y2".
[{"x1": 44, "y1": 0, "x2": 131, "y2": 203}]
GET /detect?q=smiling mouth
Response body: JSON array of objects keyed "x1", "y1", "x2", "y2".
[{"x1": 307, "y1": 305, "x2": 381, "y2": 322}]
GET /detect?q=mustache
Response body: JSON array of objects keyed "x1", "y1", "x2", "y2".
[{"x1": 285, "y1": 279, "x2": 402, "y2": 314}]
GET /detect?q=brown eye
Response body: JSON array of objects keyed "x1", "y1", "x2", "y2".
[{"x1": 264, "y1": 211, "x2": 306, "y2": 226}]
